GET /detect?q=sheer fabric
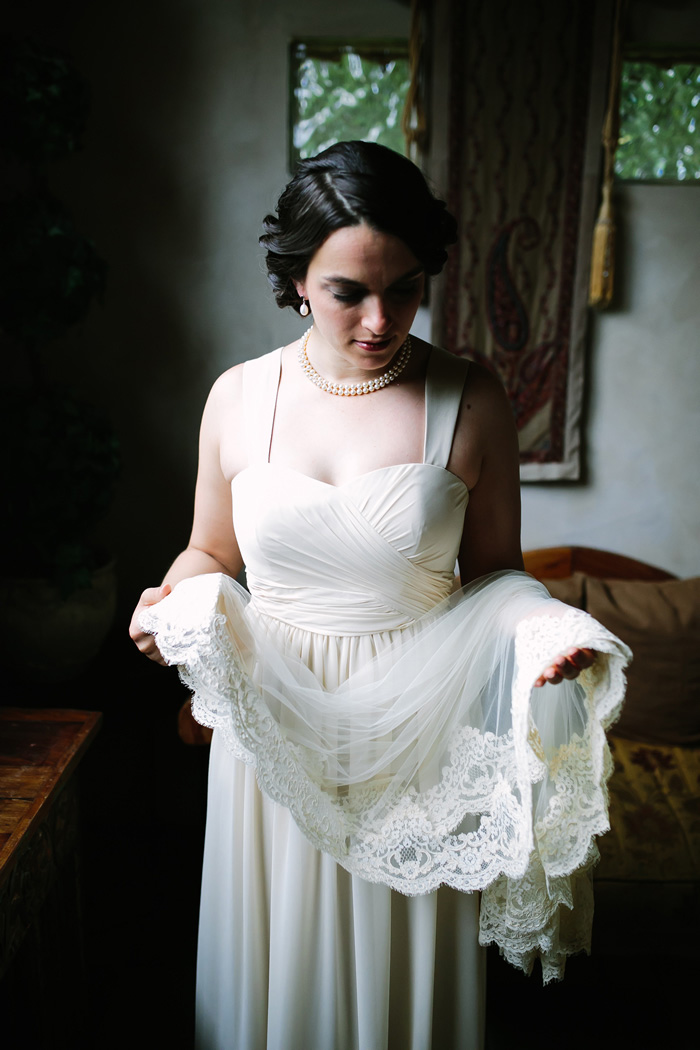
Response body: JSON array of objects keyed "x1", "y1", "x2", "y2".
[
  {"x1": 141, "y1": 345, "x2": 629, "y2": 1047},
  {"x1": 145, "y1": 565, "x2": 628, "y2": 983}
]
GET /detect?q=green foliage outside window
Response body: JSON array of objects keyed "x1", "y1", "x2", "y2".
[
  {"x1": 617, "y1": 60, "x2": 700, "y2": 181},
  {"x1": 289, "y1": 41, "x2": 410, "y2": 167}
]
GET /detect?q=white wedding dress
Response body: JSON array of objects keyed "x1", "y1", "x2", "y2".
[{"x1": 141, "y1": 346, "x2": 630, "y2": 1050}]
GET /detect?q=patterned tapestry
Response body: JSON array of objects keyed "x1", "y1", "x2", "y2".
[{"x1": 438, "y1": 0, "x2": 609, "y2": 480}]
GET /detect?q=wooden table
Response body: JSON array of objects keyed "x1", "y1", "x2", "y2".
[{"x1": 0, "y1": 707, "x2": 101, "y2": 1047}]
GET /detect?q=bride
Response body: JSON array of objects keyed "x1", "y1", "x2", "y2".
[{"x1": 130, "y1": 141, "x2": 628, "y2": 1050}]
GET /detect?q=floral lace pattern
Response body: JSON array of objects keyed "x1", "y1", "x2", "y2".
[{"x1": 141, "y1": 574, "x2": 630, "y2": 980}]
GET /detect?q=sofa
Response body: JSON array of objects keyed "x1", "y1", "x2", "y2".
[{"x1": 524, "y1": 546, "x2": 700, "y2": 954}]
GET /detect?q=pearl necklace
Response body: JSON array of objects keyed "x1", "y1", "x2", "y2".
[{"x1": 297, "y1": 327, "x2": 412, "y2": 396}]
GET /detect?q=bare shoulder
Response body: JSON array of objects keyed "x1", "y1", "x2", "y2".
[
  {"x1": 205, "y1": 351, "x2": 280, "y2": 423},
  {"x1": 207, "y1": 356, "x2": 274, "y2": 480},
  {"x1": 463, "y1": 358, "x2": 512, "y2": 417},
  {"x1": 198, "y1": 363, "x2": 247, "y2": 466},
  {"x1": 212, "y1": 344, "x2": 295, "y2": 403},
  {"x1": 449, "y1": 358, "x2": 519, "y2": 488},
  {"x1": 207, "y1": 361, "x2": 246, "y2": 408},
  {"x1": 458, "y1": 360, "x2": 517, "y2": 442}
]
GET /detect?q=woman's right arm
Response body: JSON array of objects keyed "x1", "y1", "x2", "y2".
[{"x1": 129, "y1": 367, "x2": 245, "y2": 664}]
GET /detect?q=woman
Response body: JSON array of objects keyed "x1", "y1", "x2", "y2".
[{"x1": 130, "y1": 142, "x2": 629, "y2": 1050}]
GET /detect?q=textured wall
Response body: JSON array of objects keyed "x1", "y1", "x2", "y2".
[{"x1": 520, "y1": 182, "x2": 700, "y2": 577}]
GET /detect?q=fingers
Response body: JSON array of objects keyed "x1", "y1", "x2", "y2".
[
  {"x1": 141, "y1": 583, "x2": 172, "y2": 607},
  {"x1": 568, "y1": 647, "x2": 596, "y2": 671},
  {"x1": 129, "y1": 583, "x2": 173, "y2": 665},
  {"x1": 133, "y1": 633, "x2": 169, "y2": 666},
  {"x1": 533, "y1": 648, "x2": 597, "y2": 688}
]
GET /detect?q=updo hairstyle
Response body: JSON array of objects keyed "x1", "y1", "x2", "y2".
[{"x1": 260, "y1": 141, "x2": 457, "y2": 312}]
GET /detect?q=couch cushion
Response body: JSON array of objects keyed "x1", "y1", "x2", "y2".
[
  {"x1": 597, "y1": 736, "x2": 700, "y2": 880},
  {"x1": 542, "y1": 572, "x2": 586, "y2": 608},
  {"x1": 585, "y1": 576, "x2": 700, "y2": 746}
]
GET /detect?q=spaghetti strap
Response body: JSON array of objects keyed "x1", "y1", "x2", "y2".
[
  {"x1": 241, "y1": 347, "x2": 283, "y2": 466},
  {"x1": 424, "y1": 347, "x2": 470, "y2": 468}
]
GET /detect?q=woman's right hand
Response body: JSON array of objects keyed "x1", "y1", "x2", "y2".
[{"x1": 129, "y1": 584, "x2": 172, "y2": 665}]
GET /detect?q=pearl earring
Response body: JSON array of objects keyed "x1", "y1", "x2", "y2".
[{"x1": 299, "y1": 299, "x2": 310, "y2": 317}]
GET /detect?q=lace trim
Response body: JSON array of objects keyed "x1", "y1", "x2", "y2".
[
  {"x1": 480, "y1": 847, "x2": 598, "y2": 984},
  {"x1": 187, "y1": 652, "x2": 532, "y2": 879},
  {"x1": 140, "y1": 576, "x2": 630, "y2": 981}
]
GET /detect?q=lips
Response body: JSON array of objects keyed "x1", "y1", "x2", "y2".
[{"x1": 354, "y1": 338, "x2": 393, "y2": 352}]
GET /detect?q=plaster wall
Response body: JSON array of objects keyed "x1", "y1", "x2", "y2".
[{"x1": 520, "y1": 182, "x2": 700, "y2": 578}]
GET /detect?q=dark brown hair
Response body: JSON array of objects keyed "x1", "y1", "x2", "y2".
[{"x1": 260, "y1": 141, "x2": 457, "y2": 312}]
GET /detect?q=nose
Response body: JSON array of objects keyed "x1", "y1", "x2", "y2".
[{"x1": 362, "y1": 296, "x2": 392, "y2": 335}]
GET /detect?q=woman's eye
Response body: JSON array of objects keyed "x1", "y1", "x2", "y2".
[
  {"x1": 329, "y1": 282, "x2": 422, "y2": 304},
  {"x1": 331, "y1": 291, "x2": 363, "y2": 303}
]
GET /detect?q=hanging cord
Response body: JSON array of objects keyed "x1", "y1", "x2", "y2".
[
  {"x1": 402, "y1": 0, "x2": 428, "y2": 159},
  {"x1": 589, "y1": 0, "x2": 626, "y2": 309}
]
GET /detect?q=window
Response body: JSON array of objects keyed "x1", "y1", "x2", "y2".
[
  {"x1": 616, "y1": 57, "x2": 700, "y2": 182},
  {"x1": 289, "y1": 40, "x2": 410, "y2": 168}
]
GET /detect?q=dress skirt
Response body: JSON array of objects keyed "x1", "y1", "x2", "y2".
[
  {"x1": 196, "y1": 732, "x2": 485, "y2": 1050},
  {"x1": 195, "y1": 608, "x2": 486, "y2": 1050}
]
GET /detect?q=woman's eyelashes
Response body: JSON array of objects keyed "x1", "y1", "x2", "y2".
[
  {"x1": 329, "y1": 282, "x2": 422, "y2": 304},
  {"x1": 330, "y1": 290, "x2": 364, "y2": 303}
]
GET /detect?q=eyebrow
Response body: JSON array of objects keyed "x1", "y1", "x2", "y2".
[{"x1": 321, "y1": 265, "x2": 425, "y2": 288}]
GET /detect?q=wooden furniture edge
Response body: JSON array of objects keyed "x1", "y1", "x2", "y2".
[
  {"x1": 523, "y1": 545, "x2": 676, "y2": 581},
  {"x1": 0, "y1": 709, "x2": 102, "y2": 884}
]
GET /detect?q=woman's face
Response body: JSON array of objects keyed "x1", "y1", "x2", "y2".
[{"x1": 294, "y1": 223, "x2": 424, "y2": 378}]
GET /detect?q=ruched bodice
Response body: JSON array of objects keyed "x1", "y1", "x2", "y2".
[
  {"x1": 230, "y1": 344, "x2": 471, "y2": 635},
  {"x1": 233, "y1": 461, "x2": 469, "y2": 633}
]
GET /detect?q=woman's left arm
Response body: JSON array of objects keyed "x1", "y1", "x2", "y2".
[{"x1": 452, "y1": 362, "x2": 595, "y2": 688}]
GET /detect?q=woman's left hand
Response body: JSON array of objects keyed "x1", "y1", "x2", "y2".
[{"x1": 534, "y1": 647, "x2": 597, "y2": 688}]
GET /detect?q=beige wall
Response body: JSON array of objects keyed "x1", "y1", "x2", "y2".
[{"x1": 520, "y1": 182, "x2": 700, "y2": 578}]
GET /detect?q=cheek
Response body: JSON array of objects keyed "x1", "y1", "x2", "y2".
[
  {"x1": 321, "y1": 298, "x2": 358, "y2": 323},
  {"x1": 310, "y1": 301, "x2": 354, "y2": 337}
]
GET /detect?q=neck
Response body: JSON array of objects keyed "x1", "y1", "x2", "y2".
[
  {"x1": 298, "y1": 327, "x2": 413, "y2": 397},
  {"x1": 304, "y1": 328, "x2": 407, "y2": 385}
]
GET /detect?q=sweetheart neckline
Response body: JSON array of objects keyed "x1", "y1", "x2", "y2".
[{"x1": 232, "y1": 461, "x2": 470, "y2": 495}]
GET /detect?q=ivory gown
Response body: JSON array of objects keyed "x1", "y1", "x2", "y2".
[{"x1": 141, "y1": 346, "x2": 630, "y2": 1050}]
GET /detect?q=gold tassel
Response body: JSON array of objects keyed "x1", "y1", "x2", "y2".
[
  {"x1": 589, "y1": 183, "x2": 615, "y2": 309},
  {"x1": 589, "y1": 0, "x2": 626, "y2": 309},
  {"x1": 402, "y1": 0, "x2": 427, "y2": 159}
]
